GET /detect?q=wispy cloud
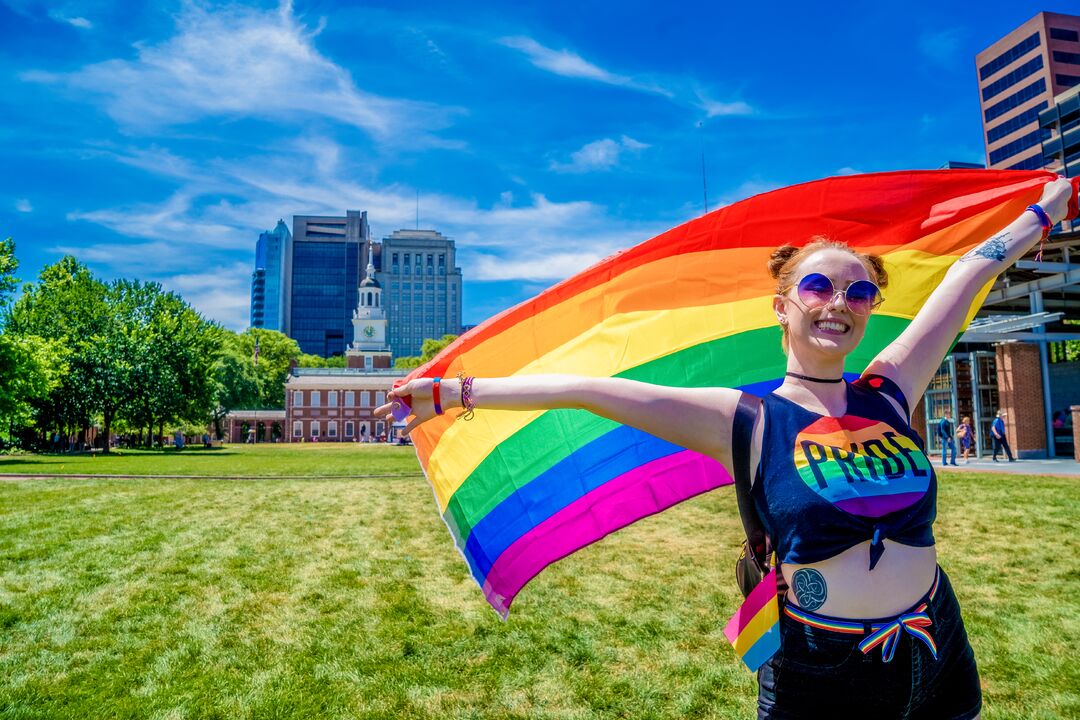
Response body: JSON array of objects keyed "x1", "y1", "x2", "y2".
[
  {"x1": 918, "y1": 28, "x2": 965, "y2": 67},
  {"x1": 549, "y1": 135, "x2": 650, "y2": 173},
  {"x1": 498, "y1": 35, "x2": 671, "y2": 96},
  {"x1": 15, "y1": 198, "x2": 33, "y2": 213},
  {"x1": 22, "y1": 1, "x2": 460, "y2": 145},
  {"x1": 695, "y1": 92, "x2": 754, "y2": 118},
  {"x1": 49, "y1": 10, "x2": 92, "y2": 29}
]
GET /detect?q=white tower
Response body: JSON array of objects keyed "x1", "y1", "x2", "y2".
[{"x1": 346, "y1": 259, "x2": 392, "y2": 368}]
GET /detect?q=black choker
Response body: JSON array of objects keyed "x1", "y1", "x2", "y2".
[{"x1": 786, "y1": 371, "x2": 844, "y2": 384}]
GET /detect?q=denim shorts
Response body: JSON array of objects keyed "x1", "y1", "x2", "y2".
[{"x1": 757, "y1": 567, "x2": 981, "y2": 719}]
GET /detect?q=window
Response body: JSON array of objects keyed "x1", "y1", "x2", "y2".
[
  {"x1": 311, "y1": 421, "x2": 321, "y2": 437},
  {"x1": 427, "y1": 254, "x2": 433, "y2": 266},
  {"x1": 376, "y1": 421, "x2": 384, "y2": 435},
  {"x1": 1007, "y1": 154, "x2": 1044, "y2": 170},
  {"x1": 345, "y1": 390, "x2": 355, "y2": 406},
  {"x1": 293, "y1": 421, "x2": 303, "y2": 437},
  {"x1": 986, "y1": 102, "x2": 1047, "y2": 143},
  {"x1": 392, "y1": 252, "x2": 398, "y2": 264},
  {"x1": 328, "y1": 421, "x2": 338, "y2": 437},
  {"x1": 311, "y1": 390, "x2": 321, "y2": 407},
  {"x1": 1058, "y1": 74, "x2": 1080, "y2": 88},
  {"x1": 293, "y1": 390, "x2": 303, "y2": 407},
  {"x1": 982, "y1": 56, "x2": 1043, "y2": 102},
  {"x1": 1050, "y1": 28, "x2": 1079, "y2": 42},
  {"x1": 328, "y1": 391, "x2": 338, "y2": 407},
  {"x1": 989, "y1": 130, "x2": 1042, "y2": 165},
  {"x1": 1053, "y1": 51, "x2": 1080, "y2": 66},
  {"x1": 978, "y1": 32, "x2": 1040, "y2": 80},
  {"x1": 438, "y1": 253, "x2": 445, "y2": 265},
  {"x1": 345, "y1": 421, "x2": 354, "y2": 437},
  {"x1": 984, "y1": 78, "x2": 1046, "y2": 123},
  {"x1": 365, "y1": 355, "x2": 373, "y2": 370}
]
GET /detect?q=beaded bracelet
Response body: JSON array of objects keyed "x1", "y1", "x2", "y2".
[
  {"x1": 432, "y1": 376, "x2": 443, "y2": 415},
  {"x1": 457, "y1": 371, "x2": 475, "y2": 421}
]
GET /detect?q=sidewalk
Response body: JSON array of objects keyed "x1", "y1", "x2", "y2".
[{"x1": 934, "y1": 455, "x2": 1080, "y2": 476}]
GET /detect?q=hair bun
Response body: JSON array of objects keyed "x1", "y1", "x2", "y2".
[{"x1": 768, "y1": 245, "x2": 799, "y2": 280}]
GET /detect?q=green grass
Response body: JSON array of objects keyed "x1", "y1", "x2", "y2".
[
  {"x1": 0, "y1": 447, "x2": 1076, "y2": 719},
  {"x1": 0, "y1": 444, "x2": 417, "y2": 477}
]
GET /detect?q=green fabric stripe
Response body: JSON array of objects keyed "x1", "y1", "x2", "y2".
[{"x1": 443, "y1": 315, "x2": 913, "y2": 540}]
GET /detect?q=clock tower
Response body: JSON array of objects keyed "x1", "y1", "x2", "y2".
[{"x1": 346, "y1": 258, "x2": 393, "y2": 369}]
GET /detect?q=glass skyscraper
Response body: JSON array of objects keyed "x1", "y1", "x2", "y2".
[
  {"x1": 285, "y1": 211, "x2": 371, "y2": 357},
  {"x1": 250, "y1": 219, "x2": 290, "y2": 331}
]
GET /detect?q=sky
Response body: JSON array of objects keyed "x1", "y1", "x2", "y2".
[{"x1": 0, "y1": 0, "x2": 1075, "y2": 331}]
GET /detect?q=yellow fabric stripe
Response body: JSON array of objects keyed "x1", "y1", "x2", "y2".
[{"x1": 731, "y1": 599, "x2": 781, "y2": 656}]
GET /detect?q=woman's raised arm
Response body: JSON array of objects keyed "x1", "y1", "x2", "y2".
[
  {"x1": 865, "y1": 177, "x2": 1074, "y2": 409},
  {"x1": 376, "y1": 375, "x2": 743, "y2": 470}
]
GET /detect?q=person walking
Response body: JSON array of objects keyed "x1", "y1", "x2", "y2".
[
  {"x1": 991, "y1": 410, "x2": 1015, "y2": 462},
  {"x1": 937, "y1": 408, "x2": 958, "y2": 466},
  {"x1": 957, "y1": 415, "x2": 974, "y2": 463}
]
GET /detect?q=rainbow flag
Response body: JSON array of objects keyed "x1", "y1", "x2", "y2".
[
  {"x1": 724, "y1": 568, "x2": 781, "y2": 671},
  {"x1": 405, "y1": 169, "x2": 1062, "y2": 618}
]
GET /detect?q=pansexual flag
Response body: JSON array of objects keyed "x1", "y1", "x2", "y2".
[
  {"x1": 404, "y1": 169, "x2": 1068, "y2": 618},
  {"x1": 724, "y1": 568, "x2": 781, "y2": 671}
]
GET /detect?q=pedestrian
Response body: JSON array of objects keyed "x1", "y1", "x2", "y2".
[
  {"x1": 937, "y1": 408, "x2": 958, "y2": 466},
  {"x1": 991, "y1": 409, "x2": 1015, "y2": 462},
  {"x1": 957, "y1": 415, "x2": 974, "y2": 463}
]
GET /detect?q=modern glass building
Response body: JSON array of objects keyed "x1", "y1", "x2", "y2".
[
  {"x1": 285, "y1": 211, "x2": 370, "y2": 357},
  {"x1": 376, "y1": 229, "x2": 463, "y2": 359},
  {"x1": 249, "y1": 219, "x2": 290, "y2": 331},
  {"x1": 976, "y1": 12, "x2": 1080, "y2": 170}
]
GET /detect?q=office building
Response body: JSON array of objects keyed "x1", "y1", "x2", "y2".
[
  {"x1": 285, "y1": 210, "x2": 372, "y2": 357},
  {"x1": 249, "y1": 219, "x2": 290, "y2": 331},
  {"x1": 377, "y1": 229, "x2": 463, "y2": 359},
  {"x1": 976, "y1": 12, "x2": 1080, "y2": 170},
  {"x1": 1039, "y1": 84, "x2": 1080, "y2": 177}
]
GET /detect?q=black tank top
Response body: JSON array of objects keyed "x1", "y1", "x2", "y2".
[{"x1": 751, "y1": 376, "x2": 937, "y2": 570}]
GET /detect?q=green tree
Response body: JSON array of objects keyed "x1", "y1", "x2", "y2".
[
  {"x1": 297, "y1": 353, "x2": 346, "y2": 368},
  {"x1": 394, "y1": 334, "x2": 459, "y2": 369},
  {"x1": 0, "y1": 334, "x2": 65, "y2": 436},
  {"x1": 0, "y1": 237, "x2": 18, "y2": 309}
]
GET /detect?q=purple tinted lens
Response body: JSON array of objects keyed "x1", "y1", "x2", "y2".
[
  {"x1": 797, "y1": 273, "x2": 834, "y2": 307},
  {"x1": 845, "y1": 280, "x2": 879, "y2": 313}
]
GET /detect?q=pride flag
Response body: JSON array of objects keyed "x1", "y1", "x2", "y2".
[
  {"x1": 724, "y1": 568, "x2": 781, "y2": 671},
  {"x1": 405, "y1": 169, "x2": 1064, "y2": 618}
]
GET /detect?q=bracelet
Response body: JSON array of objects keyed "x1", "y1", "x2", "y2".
[
  {"x1": 457, "y1": 371, "x2": 475, "y2": 421},
  {"x1": 432, "y1": 377, "x2": 443, "y2": 415},
  {"x1": 1026, "y1": 204, "x2": 1052, "y2": 261}
]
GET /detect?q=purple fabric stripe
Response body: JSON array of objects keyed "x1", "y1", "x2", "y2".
[
  {"x1": 833, "y1": 491, "x2": 927, "y2": 518},
  {"x1": 480, "y1": 449, "x2": 731, "y2": 615}
]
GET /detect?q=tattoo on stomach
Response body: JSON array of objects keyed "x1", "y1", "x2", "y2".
[{"x1": 791, "y1": 568, "x2": 828, "y2": 610}]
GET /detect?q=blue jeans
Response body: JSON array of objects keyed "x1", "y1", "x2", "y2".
[
  {"x1": 940, "y1": 438, "x2": 956, "y2": 465},
  {"x1": 757, "y1": 567, "x2": 981, "y2": 719}
]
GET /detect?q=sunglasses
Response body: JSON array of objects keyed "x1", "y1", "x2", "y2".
[{"x1": 783, "y1": 272, "x2": 884, "y2": 316}]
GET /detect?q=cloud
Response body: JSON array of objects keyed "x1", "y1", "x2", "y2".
[
  {"x1": 696, "y1": 95, "x2": 753, "y2": 118},
  {"x1": 550, "y1": 135, "x2": 649, "y2": 173},
  {"x1": 49, "y1": 10, "x2": 92, "y2": 28},
  {"x1": 835, "y1": 166, "x2": 863, "y2": 176},
  {"x1": 22, "y1": 1, "x2": 459, "y2": 144},
  {"x1": 15, "y1": 198, "x2": 32, "y2": 213},
  {"x1": 498, "y1": 35, "x2": 671, "y2": 96}
]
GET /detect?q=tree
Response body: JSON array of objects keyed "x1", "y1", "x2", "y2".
[
  {"x1": 297, "y1": 353, "x2": 346, "y2": 368},
  {"x1": 0, "y1": 334, "x2": 64, "y2": 437},
  {"x1": 394, "y1": 334, "x2": 459, "y2": 369},
  {"x1": 211, "y1": 329, "x2": 300, "y2": 437},
  {"x1": 0, "y1": 238, "x2": 18, "y2": 309}
]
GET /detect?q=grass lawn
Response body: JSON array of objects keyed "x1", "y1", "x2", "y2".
[
  {"x1": 0, "y1": 446, "x2": 1077, "y2": 719},
  {"x1": 0, "y1": 444, "x2": 417, "y2": 478}
]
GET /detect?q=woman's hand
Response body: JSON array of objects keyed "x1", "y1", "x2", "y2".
[
  {"x1": 1038, "y1": 176, "x2": 1073, "y2": 225},
  {"x1": 375, "y1": 377, "x2": 459, "y2": 434}
]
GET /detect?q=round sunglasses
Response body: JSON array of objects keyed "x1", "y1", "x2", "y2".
[{"x1": 782, "y1": 272, "x2": 884, "y2": 316}]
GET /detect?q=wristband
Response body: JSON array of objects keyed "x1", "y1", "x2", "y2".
[
  {"x1": 432, "y1": 376, "x2": 443, "y2": 415},
  {"x1": 1026, "y1": 204, "x2": 1051, "y2": 230}
]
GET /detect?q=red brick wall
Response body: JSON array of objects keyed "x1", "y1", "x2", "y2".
[{"x1": 995, "y1": 342, "x2": 1047, "y2": 457}]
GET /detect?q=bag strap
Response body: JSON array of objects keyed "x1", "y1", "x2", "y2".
[{"x1": 731, "y1": 392, "x2": 767, "y2": 573}]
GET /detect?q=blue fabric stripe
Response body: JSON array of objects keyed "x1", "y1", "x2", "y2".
[
  {"x1": 740, "y1": 623, "x2": 782, "y2": 671},
  {"x1": 463, "y1": 425, "x2": 684, "y2": 581}
]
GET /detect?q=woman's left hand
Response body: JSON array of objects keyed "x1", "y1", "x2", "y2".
[{"x1": 1038, "y1": 176, "x2": 1073, "y2": 225}]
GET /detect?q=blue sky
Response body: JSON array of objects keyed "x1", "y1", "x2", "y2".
[{"x1": 0, "y1": 0, "x2": 1073, "y2": 330}]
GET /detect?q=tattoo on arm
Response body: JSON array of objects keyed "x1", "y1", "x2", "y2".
[
  {"x1": 959, "y1": 231, "x2": 1011, "y2": 262},
  {"x1": 791, "y1": 568, "x2": 828, "y2": 610}
]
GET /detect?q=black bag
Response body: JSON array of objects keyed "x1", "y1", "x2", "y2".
[{"x1": 730, "y1": 392, "x2": 773, "y2": 598}]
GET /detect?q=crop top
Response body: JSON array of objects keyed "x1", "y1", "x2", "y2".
[{"x1": 751, "y1": 376, "x2": 936, "y2": 570}]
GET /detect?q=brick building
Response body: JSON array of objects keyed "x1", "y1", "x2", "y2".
[{"x1": 285, "y1": 369, "x2": 403, "y2": 442}]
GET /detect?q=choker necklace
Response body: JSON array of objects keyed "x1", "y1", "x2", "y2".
[{"x1": 786, "y1": 371, "x2": 844, "y2": 384}]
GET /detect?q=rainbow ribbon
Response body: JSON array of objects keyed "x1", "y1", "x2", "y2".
[
  {"x1": 858, "y1": 605, "x2": 938, "y2": 662},
  {"x1": 723, "y1": 568, "x2": 781, "y2": 671}
]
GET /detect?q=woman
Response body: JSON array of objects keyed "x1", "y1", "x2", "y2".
[
  {"x1": 379, "y1": 178, "x2": 1073, "y2": 718},
  {"x1": 958, "y1": 415, "x2": 974, "y2": 463}
]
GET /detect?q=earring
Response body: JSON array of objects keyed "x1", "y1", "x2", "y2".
[{"x1": 778, "y1": 317, "x2": 788, "y2": 325}]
